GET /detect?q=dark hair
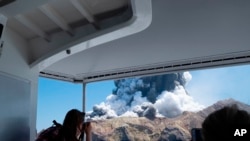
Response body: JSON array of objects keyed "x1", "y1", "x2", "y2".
[
  {"x1": 202, "y1": 104, "x2": 250, "y2": 141},
  {"x1": 61, "y1": 109, "x2": 85, "y2": 141}
]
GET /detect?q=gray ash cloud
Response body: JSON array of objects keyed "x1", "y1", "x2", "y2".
[
  {"x1": 112, "y1": 73, "x2": 188, "y2": 103},
  {"x1": 86, "y1": 72, "x2": 204, "y2": 120}
]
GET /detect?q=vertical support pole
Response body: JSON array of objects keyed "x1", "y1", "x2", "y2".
[
  {"x1": 82, "y1": 80, "x2": 86, "y2": 113},
  {"x1": 82, "y1": 80, "x2": 87, "y2": 141}
]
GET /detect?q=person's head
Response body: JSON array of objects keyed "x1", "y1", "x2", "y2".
[
  {"x1": 202, "y1": 104, "x2": 250, "y2": 141},
  {"x1": 63, "y1": 109, "x2": 85, "y2": 138}
]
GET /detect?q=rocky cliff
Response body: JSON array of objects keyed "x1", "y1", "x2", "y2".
[{"x1": 90, "y1": 99, "x2": 250, "y2": 141}]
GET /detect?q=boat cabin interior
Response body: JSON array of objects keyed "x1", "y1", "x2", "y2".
[{"x1": 0, "y1": 0, "x2": 250, "y2": 140}]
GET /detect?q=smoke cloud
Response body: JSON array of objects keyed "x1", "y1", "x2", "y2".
[{"x1": 86, "y1": 72, "x2": 204, "y2": 120}]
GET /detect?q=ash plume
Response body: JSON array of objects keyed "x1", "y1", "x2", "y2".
[{"x1": 86, "y1": 72, "x2": 204, "y2": 120}]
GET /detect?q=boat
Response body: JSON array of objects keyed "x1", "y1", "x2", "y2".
[{"x1": 0, "y1": 0, "x2": 250, "y2": 140}]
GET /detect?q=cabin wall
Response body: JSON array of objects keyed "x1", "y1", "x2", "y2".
[{"x1": 0, "y1": 27, "x2": 39, "y2": 141}]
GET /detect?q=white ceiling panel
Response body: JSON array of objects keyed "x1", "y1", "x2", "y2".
[{"x1": 42, "y1": 0, "x2": 250, "y2": 82}]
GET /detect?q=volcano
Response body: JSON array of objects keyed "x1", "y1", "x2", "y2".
[{"x1": 90, "y1": 99, "x2": 250, "y2": 141}]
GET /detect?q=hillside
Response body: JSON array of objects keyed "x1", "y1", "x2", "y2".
[{"x1": 90, "y1": 99, "x2": 250, "y2": 141}]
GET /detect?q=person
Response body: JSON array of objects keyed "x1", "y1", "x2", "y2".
[
  {"x1": 202, "y1": 104, "x2": 250, "y2": 141},
  {"x1": 59, "y1": 109, "x2": 92, "y2": 141}
]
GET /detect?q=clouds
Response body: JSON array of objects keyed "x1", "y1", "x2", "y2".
[
  {"x1": 183, "y1": 71, "x2": 192, "y2": 85},
  {"x1": 154, "y1": 86, "x2": 204, "y2": 117},
  {"x1": 86, "y1": 71, "x2": 204, "y2": 120}
]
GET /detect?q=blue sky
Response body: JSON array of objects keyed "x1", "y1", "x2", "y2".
[
  {"x1": 186, "y1": 64, "x2": 250, "y2": 106},
  {"x1": 36, "y1": 64, "x2": 250, "y2": 132},
  {"x1": 36, "y1": 78, "x2": 115, "y2": 132},
  {"x1": 37, "y1": 78, "x2": 83, "y2": 132},
  {"x1": 85, "y1": 80, "x2": 115, "y2": 111}
]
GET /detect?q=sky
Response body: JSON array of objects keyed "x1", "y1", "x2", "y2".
[
  {"x1": 186, "y1": 64, "x2": 250, "y2": 106},
  {"x1": 36, "y1": 64, "x2": 250, "y2": 132}
]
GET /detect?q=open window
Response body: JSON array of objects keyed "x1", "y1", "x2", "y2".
[
  {"x1": 84, "y1": 64, "x2": 250, "y2": 140},
  {"x1": 37, "y1": 64, "x2": 250, "y2": 140},
  {"x1": 36, "y1": 77, "x2": 82, "y2": 133}
]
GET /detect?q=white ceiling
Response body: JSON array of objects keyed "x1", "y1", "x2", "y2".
[
  {"x1": 3, "y1": 0, "x2": 132, "y2": 63},
  {"x1": 42, "y1": 0, "x2": 250, "y2": 82},
  {"x1": 2, "y1": 0, "x2": 250, "y2": 82}
]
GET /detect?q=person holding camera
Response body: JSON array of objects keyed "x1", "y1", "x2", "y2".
[{"x1": 59, "y1": 109, "x2": 92, "y2": 141}]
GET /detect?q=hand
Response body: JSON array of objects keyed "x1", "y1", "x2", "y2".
[
  {"x1": 83, "y1": 122, "x2": 92, "y2": 141},
  {"x1": 83, "y1": 122, "x2": 92, "y2": 135}
]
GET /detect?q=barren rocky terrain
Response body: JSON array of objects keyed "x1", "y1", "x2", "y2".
[{"x1": 90, "y1": 99, "x2": 250, "y2": 141}]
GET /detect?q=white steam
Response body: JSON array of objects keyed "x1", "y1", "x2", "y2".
[
  {"x1": 87, "y1": 72, "x2": 204, "y2": 120},
  {"x1": 154, "y1": 85, "x2": 204, "y2": 117},
  {"x1": 183, "y1": 71, "x2": 192, "y2": 85}
]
